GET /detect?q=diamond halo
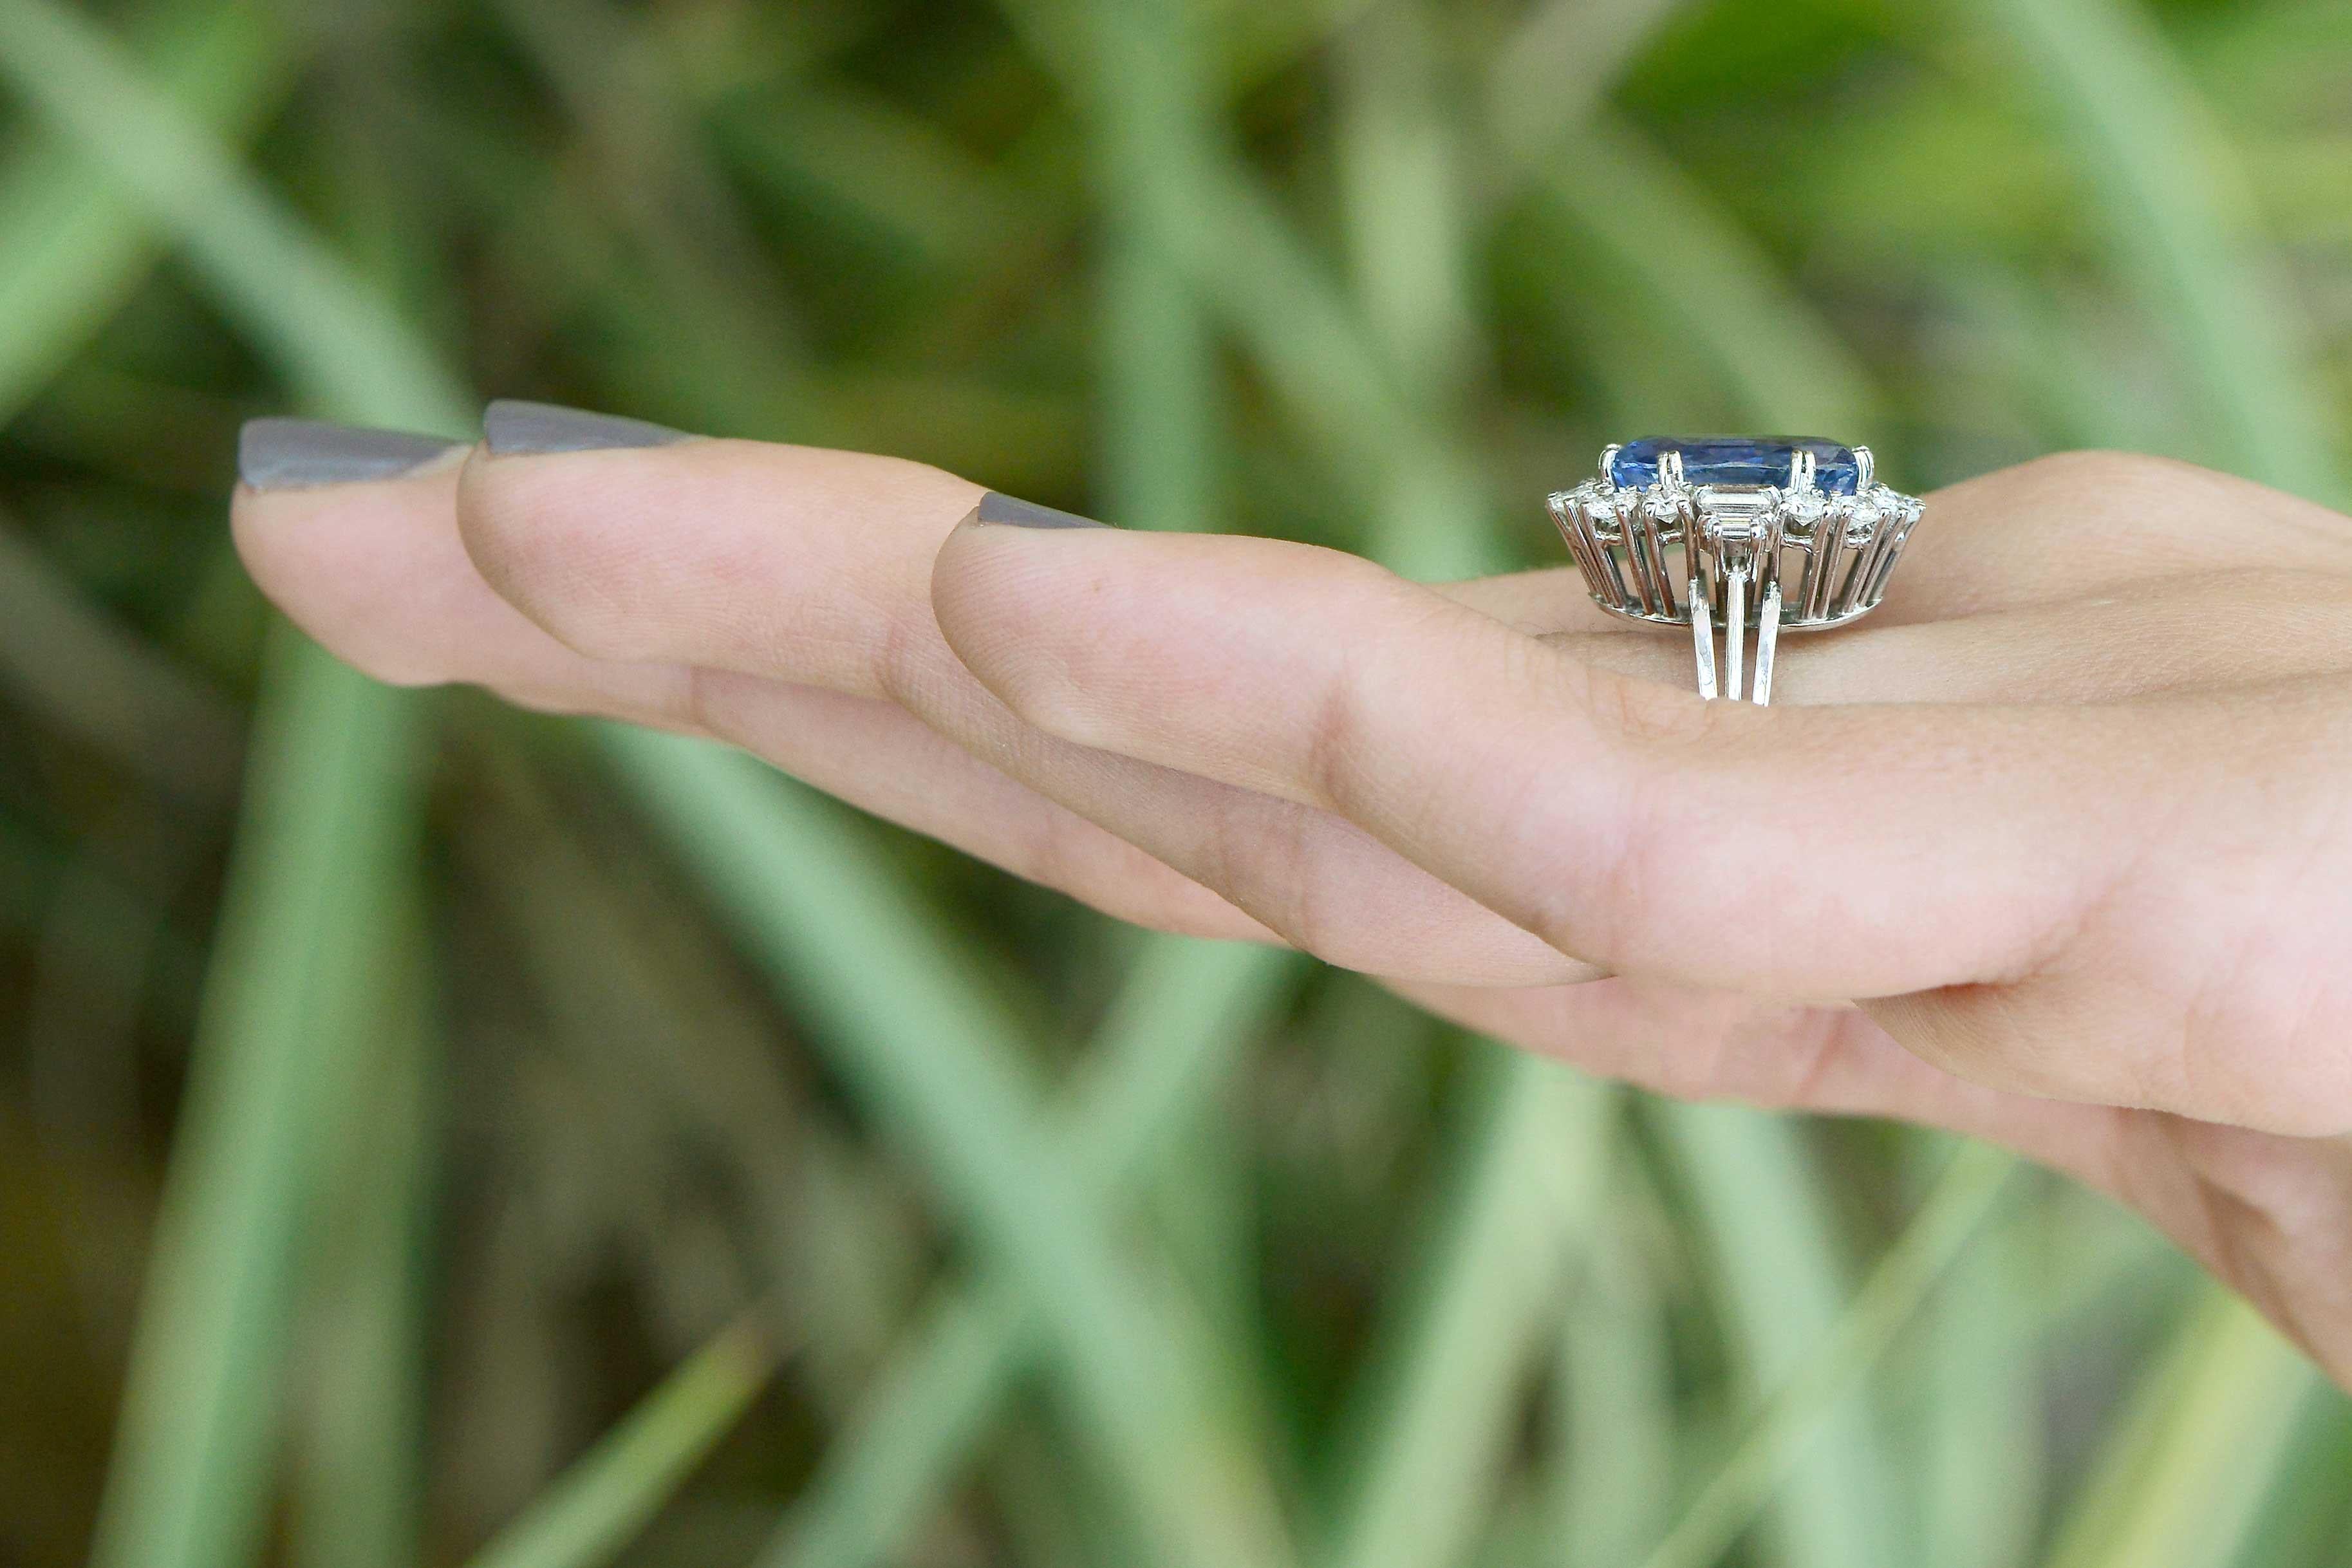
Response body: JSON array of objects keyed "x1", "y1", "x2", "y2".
[{"x1": 1545, "y1": 436, "x2": 1926, "y2": 704}]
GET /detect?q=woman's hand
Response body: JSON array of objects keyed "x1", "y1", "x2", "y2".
[{"x1": 233, "y1": 404, "x2": 2352, "y2": 1385}]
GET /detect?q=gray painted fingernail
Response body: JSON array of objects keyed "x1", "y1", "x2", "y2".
[
  {"x1": 483, "y1": 398, "x2": 692, "y2": 456},
  {"x1": 973, "y1": 491, "x2": 1110, "y2": 529},
  {"x1": 238, "y1": 418, "x2": 466, "y2": 489}
]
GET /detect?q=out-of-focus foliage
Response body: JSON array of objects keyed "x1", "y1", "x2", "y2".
[{"x1": 0, "y1": 2, "x2": 2346, "y2": 1567}]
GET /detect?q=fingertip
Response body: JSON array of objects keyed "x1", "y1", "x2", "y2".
[{"x1": 232, "y1": 439, "x2": 621, "y2": 700}]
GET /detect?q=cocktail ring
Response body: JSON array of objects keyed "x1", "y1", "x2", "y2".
[{"x1": 1547, "y1": 436, "x2": 1925, "y2": 704}]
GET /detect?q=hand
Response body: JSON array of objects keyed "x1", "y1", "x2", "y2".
[{"x1": 234, "y1": 406, "x2": 2352, "y2": 1385}]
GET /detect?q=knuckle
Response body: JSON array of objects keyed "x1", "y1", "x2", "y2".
[
  {"x1": 1518, "y1": 681, "x2": 1718, "y2": 962},
  {"x1": 869, "y1": 602, "x2": 969, "y2": 725},
  {"x1": 1193, "y1": 792, "x2": 1356, "y2": 964},
  {"x1": 1513, "y1": 754, "x2": 1686, "y2": 969},
  {"x1": 2013, "y1": 448, "x2": 2176, "y2": 490},
  {"x1": 1300, "y1": 667, "x2": 1368, "y2": 815},
  {"x1": 1261, "y1": 822, "x2": 1361, "y2": 968},
  {"x1": 1297, "y1": 580, "x2": 1464, "y2": 814},
  {"x1": 2006, "y1": 449, "x2": 2246, "y2": 509}
]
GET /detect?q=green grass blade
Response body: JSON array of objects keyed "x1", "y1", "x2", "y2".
[
  {"x1": 767, "y1": 935, "x2": 1302, "y2": 1568},
  {"x1": 1084, "y1": 0, "x2": 1220, "y2": 536},
  {"x1": 465, "y1": 1316, "x2": 779, "y2": 1568},
  {"x1": 0, "y1": 518, "x2": 243, "y2": 802},
  {"x1": 0, "y1": 0, "x2": 290, "y2": 426},
  {"x1": 1485, "y1": 0, "x2": 1684, "y2": 160},
  {"x1": 80, "y1": 628, "x2": 422, "y2": 1568},
  {"x1": 1332, "y1": 6, "x2": 1479, "y2": 431},
  {"x1": 2219, "y1": 1386, "x2": 2352, "y2": 1568},
  {"x1": 1549, "y1": 1209, "x2": 1677, "y2": 1567},
  {"x1": 1321, "y1": 1052, "x2": 1614, "y2": 1568},
  {"x1": 0, "y1": 10, "x2": 476, "y2": 1568},
  {"x1": 1522, "y1": 119, "x2": 1882, "y2": 436},
  {"x1": 1634, "y1": 1140, "x2": 2017, "y2": 1568},
  {"x1": 1916, "y1": 1164, "x2": 2040, "y2": 1568},
  {"x1": 1181, "y1": 168, "x2": 1493, "y2": 568},
  {"x1": 290, "y1": 913, "x2": 437, "y2": 1568},
  {"x1": 0, "y1": 0, "x2": 467, "y2": 433},
  {"x1": 1979, "y1": 0, "x2": 2342, "y2": 501},
  {"x1": 598, "y1": 726, "x2": 1297, "y2": 1568},
  {"x1": 767, "y1": 1285, "x2": 1027, "y2": 1568},
  {"x1": 1327, "y1": 3, "x2": 1494, "y2": 577},
  {"x1": 1648, "y1": 1103, "x2": 1909, "y2": 1568},
  {"x1": 997, "y1": 0, "x2": 1486, "y2": 567},
  {"x1": 2039, "y1": 1291, "x2": 2313, "y2": 1568}
]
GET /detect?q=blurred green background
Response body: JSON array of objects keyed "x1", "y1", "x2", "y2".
[{"x1": 3, "y1": 0, "x2": 2349, "y2": 1565}]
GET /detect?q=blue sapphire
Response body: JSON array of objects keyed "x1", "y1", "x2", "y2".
[{"x1": 1609, "y1": 436, "x2": 1860, "y2": 496}]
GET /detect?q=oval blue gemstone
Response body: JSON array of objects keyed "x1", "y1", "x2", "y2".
[{"x1": 1610, "y1": 436, "x2": 1860, "y2": 496}]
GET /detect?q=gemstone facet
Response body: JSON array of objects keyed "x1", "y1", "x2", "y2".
[{"x1": 1610, "y1": 436, "x2": 1860, "y2": 496}]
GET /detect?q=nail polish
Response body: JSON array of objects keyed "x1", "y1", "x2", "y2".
[
  {"x1": 483, "y1": 398, "x2": 692, "y2": 456},
  {"x1": 238, "y1": 418, "x2": 467, "y2": 490},
  {"x1": 973, "y1": 491, "x2": 1110, "y2": 529}
]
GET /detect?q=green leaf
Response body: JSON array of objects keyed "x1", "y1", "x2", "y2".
[
  {"x1": 1320, "y1": 1051, "x2": 1614, "y2": 1568},
  {"x1": 1648, "y1": 1103, "x2": 1911, "y2": 1568},
  {"x1": 767, "y1": 935, "x2": 1302, "y2": 1568},
  {"x1": 1635, "y1": 1139, "x2": 2017, "y2": 1568},
  {"x1": 599, "y1": 727, "x2": 1298, "y2": 1568},
  {"x1": 0, "y1": 11, "x2": 465, "y2": 1568},
  {"x1": 2039, "y1": 1292, "x2": 2313, "y2": 1568},
  {"x1": 80, "y1": 628, "x2": 423, "y2": 1568},
  {"x1": 0, "y1": 0, "x2": 467, "y2": 433},
  {"x1": 465, "y1": 1317, "x2": 779, "y2": 1568},
  {"x1": 0, "y1": 0, "x2": 290, "y2": 427},
  {"x1": 1979, "y1": 0, "x2": 2344, "y2": 503}
]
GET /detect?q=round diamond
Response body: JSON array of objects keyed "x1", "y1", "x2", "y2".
[
  {"x1": 1843, "y1": 500, "x2": 1883, "y2": 546},
  {"x1": 1585, "y1": 489, "x2": 1624, "y2": 539},
  {"x1": 1642, "y1": 487, "x2": 1681, "y2": 521},
  {"x1": 1783, "y1": 490, "x2": 1828, "y2": 527}
]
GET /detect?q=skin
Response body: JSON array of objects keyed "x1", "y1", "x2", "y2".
[{"x1": 232, "y1": 433, "x2": 2352, "y2": 1387}]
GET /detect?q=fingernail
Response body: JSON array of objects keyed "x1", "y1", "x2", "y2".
[
  {"x1": 972, "y1": 490, "x2": 1110, "y2": 529},
  {"x1": 238, "y1": 418, "x2": 467, "y2": 490},
  {"x1": 483, "y1": 398, "x2": 693, "y2": 456}
]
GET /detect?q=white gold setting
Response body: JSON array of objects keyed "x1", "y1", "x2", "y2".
[{"x1": 1547, "y1": 438, "x2": 1924, "y2": 705}]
